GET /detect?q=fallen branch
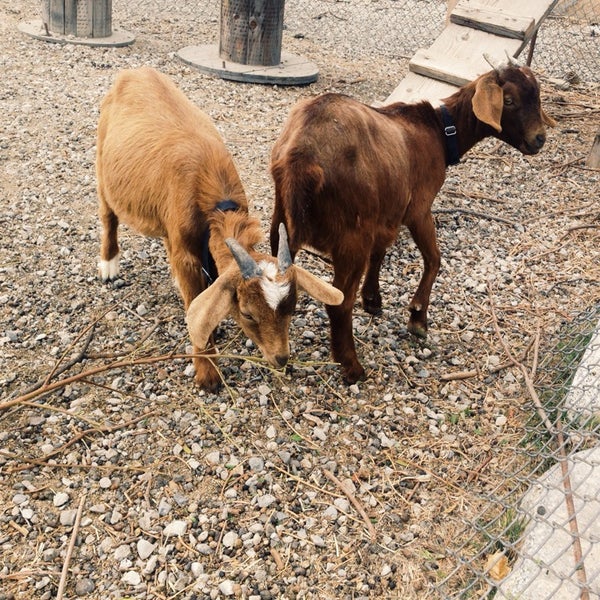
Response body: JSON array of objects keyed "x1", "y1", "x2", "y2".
[
  {"x1": 323, "y1": 469, "x2": 377, "y2": 542},
  {"x1": 433, "y1": 207, "x2": 518, "y2": 227},
  {"x1": 56, "y1": 493, "x2": 86, "y2": 600},
  {"x1": 486, "y1": 282, "x2": 555, "y2": 435},
  {"x1": 0, "y1": 352, "x2": 198, "y2": 412}
]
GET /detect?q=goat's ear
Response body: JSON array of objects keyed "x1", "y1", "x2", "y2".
[
  {"x1": 186, "y1": 267, "x2": 239, "y2": 349},
  {"x1": 294, "y1": 266, "x2": 344, "y2": 306},
  {"x1": 472, "y1": 75, "x2": 503, "y2": 132},
  {"x1": 542, "y1": 108, "x2": 557, "y2": 127}
]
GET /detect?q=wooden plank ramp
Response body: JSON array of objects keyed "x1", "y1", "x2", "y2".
[{"x1": 383, "y1": 0, "x2": 559, "y2": 106}]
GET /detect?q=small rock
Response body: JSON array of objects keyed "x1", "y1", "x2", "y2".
[
  {"x1": 257, "y1": 493, "x2": 276, "y2": 508},
  {"x1": 53, "y1": 492, "x2": 70, "y2": 507},
  {"x1": 121, "y1": 571, "x2": 141, "y2": 586},
  {"x1": 137, "y1": 538, "x2": 156, "y2": 560},
  {"x1": 74, "y1": 578, "x2": 95, "y2": 596},
  {"x1": 163, "y1": 520, "x2": 187, "y2": 538},
  {"x1": 60, "y1": 509, "x2": 78, "y2": 527},
  {"x1": 222, "y1": 531, "x2": 239, "y2": 548},
  {"x1": 219, "y1": 579, "x2": 235, "y2": 596}
]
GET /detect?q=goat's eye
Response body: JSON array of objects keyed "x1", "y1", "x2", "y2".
[
  {"x1": 241, "y1": 311, "x2": 256, "y2": 322},
  {"x1": 504, "y1": 96, "x2": 513, "y2": 106}
]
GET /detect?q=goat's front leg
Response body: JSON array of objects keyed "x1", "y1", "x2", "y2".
[
  {"x1": 406, "y1": 212, "x2": 441, "y2": 337},
  {"x1": 328, "y1": 257, "x2": 367, "y2": 383},
  {"x1": 98, "y1": 193, "x2": 120, "y2": 281},
  {"x1": 169, "y1": 242, "x2": 222, "y2": 391}
]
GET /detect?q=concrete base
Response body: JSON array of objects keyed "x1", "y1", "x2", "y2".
[
  {"x1": 18, "y1": 20, "x2": 135, "y2": 48},
  {"x1": 176, "y1": 44, "x2": 318, "y2": 86}
]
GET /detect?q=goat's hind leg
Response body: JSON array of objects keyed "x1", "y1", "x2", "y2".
[
  {"x1": 361, "y1": 242, "x2": 388, "y2": 315},
  {"x1": 406, "y1": 213, "x2": 440, "y2": 337},
  {"x1": 98, "y1": 194, "x2": 120, "y2": 281}
]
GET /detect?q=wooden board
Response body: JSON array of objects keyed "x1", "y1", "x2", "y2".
[
  {"x1": 409, "y1": 25, "x2": 522, "y2": 87},
  {"x1": 452, "y1": 0, "x2": 559, "y2": 27},
  {"x1": 451, "y1": 4, "x2": 535, "y2": 39},
  {"x1": 383, "y1": 72, "x2": 459, "y2": 106}
]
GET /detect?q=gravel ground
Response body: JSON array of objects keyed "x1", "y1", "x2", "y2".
[{"x1": 1, "y1": 2, "x2": 599, "y2": 599}]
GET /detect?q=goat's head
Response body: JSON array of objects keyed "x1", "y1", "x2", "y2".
[
  {"x1": 186, "y1": 224, "x2": 343, "y2": 370},
  {"x1": 472, "y1": 57, "x2": 556, "y2": 155}
]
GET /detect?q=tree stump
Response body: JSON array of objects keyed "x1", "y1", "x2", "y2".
[
  {"x1": 220, "y1": 0, "x2": 285, "y2": 66},
  {"x1": 46, "y1": 0, "x2": 112, "y2": 38},
  {"x1": 587, "y1": 127, "x2": 600, "y2": 169}
]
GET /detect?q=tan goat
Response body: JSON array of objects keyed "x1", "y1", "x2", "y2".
[{"x1": 96, "y1": 67, "x2": 342, "y2": 390}]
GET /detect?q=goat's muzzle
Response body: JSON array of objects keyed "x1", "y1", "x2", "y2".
[{"x1": 521, "y1": 131, "x2": 546, "y2": 155}]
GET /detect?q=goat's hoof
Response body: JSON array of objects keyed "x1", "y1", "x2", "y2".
[
  {"x1": 342, "y1": 363, "x2": 366, "y2": 384},
  {"x1": 407, "y1": 321, "x2": 428, "y2": 339},
  {"x1": 363, "y1": 297, "x2": 382, "y2": 316},
  {"x1": 195, "y1": 370, "x2": 222, "y2": 392}
]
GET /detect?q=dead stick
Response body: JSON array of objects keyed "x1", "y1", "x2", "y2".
[
  {"x1": 56, "y1": 493, "x2": 86, "y2": 600},
  {"x1": 486, "y1": 282, "x2": 555, "y2": 435},
  {"x1": 323, "y1": 469, "x2": 377, "y2": 542},
  {"x1": 0, "y1": 352, "x2": 198, "y2": 412},
  {"x1": 432, "y1": 207, "x2": 517, "y2": 227},
  {"x1": 556, "y1": 420, "x2": 590, "y2": 600}
]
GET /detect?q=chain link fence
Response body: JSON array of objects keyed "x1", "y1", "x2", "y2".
[
  {"x1": 112, "y1": 0, "x2": 599, "y2": 83},
  {"x1": 435, "y1": 305, "x2": 600, "y2": 598}
]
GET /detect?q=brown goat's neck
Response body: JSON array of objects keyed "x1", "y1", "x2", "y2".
[{"x1": 439, "y1": 83, "x2": 493, "y2": 161}]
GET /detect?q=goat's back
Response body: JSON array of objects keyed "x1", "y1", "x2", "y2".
[
  {"x1": 97, "y1": 67, "x2": 246, "y2": 237},
  {"x1": 271, "y1": 93, "x2": 446, "y2": 254}
]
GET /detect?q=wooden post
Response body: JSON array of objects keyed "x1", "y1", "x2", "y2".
[
  {"x1": 586, "y1": 127, "x2": 600, "y2": 169},
  {"x1": 47, "y1": 0, "x2": 112, "y2": 38},
  {"x1": 220, "y1": 0, "x2": 285, "y2": 66}
]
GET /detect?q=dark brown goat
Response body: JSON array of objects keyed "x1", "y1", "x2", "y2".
[{"x1": 270, "y1": 63, "x2": 555, "y2": 383}]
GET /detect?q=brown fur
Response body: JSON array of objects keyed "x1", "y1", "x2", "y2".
[
  {"x1": 96, "y1": 67, "x2": 343, "y2": 390},
  {"x1": 270, "y1": 65, "x2": 554, "y2": 383}
]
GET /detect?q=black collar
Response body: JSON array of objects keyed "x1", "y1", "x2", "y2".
[
  {"x1": 440, "y1": 104, "x2": 460, "y2": 166},
  {"x1": 201, "y1": 199, "x2": 240, "y2": 285}
]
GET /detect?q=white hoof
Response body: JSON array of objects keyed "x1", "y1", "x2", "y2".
[{"x1": 99, "y1": 255, "x2": 120, "y2": 281}]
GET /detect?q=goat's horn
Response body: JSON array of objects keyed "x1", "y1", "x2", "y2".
[
  {"x1": 483, "y1": 53, "x2": 501, "y2": 73},
  {"x1": 505, "y1": 50, "x2": 522, "y2": 67},
  {"x1": 225, "y1": 238, "x2": 262, "y2": 280},
  {"x1": 277, "y1": 223, "x2": 293, "y2": 273}
]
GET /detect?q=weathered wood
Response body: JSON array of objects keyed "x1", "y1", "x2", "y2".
[
  {"x1": 49, "y1": 0, "x2": 65, "y2": 34},
  {"x1": 409, "y1": 25, "x2": 522, "y2": 87},
  {"x1": 93, "y1": 0, "x2": 112, "y2": 37},
  {"x1": 587, "y1": 127, "x2": 600, "y2": 169},
  {"x1": 64, "y1": 0, "x2": 77, "y2": 35},
  {"x1": 453, "y1": 0, "x2": 559, "y2": 27},
  {"x1": 220, "y1": 0, "x2": 285, "y2": 66},
  {"x1": 451, "y1": 4, "x2": 535, "y2": 39},
  {"x1": 47, "y1": 0, "x2": 112, "y2": 38},
  {"x1": 383, "y1": 71, "x2": 458, "y2": 106}
]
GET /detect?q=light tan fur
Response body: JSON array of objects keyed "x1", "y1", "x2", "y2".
[{"x1": 96, "y1": 67, "x2": 342, "y2": 391}]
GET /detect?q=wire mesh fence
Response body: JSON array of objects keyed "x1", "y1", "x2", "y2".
[
  {"x1": 111, "y1": 0, "x2": 600, "y2": 83},
  {"x1": 434, "y1": 305, "x2": 600, "y2": 598}
]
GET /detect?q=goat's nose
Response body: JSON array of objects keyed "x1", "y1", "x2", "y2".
[
  {"x1": 275, "y1": 354, "x2": 289, "y2": 368},
  {"x1": 535, "y1": 133, "x2": 546, "y2": 148}
]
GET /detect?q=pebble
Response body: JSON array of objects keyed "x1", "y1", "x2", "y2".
[
  {"x1": 53, "y1": 492, "x2": 70, "y2": 507},
  {"x1": 121, "y1": 571, "x2": 141, "y2": 586},
  {"x1": 163, "y1": 520, "x2": 187, "y2": 538},
  {"x1": 74, "y1": 578, "x2": 95, "y2": 595},
  {"x1": 137, "y1": 538, "x2": 156, "y2": 560}
]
